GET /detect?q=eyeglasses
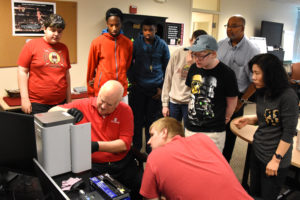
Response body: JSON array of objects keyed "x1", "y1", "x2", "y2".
[
  {"x1": 224, "y1": 24, "x2": 243, "y2": 29},
  {"x1": 192, "y1": 53, "x2": 211, "y2": 60}
]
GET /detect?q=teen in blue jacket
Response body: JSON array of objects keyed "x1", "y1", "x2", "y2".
[{"x1": 128, "y1": 18, "x2": 170, "y2": 153}]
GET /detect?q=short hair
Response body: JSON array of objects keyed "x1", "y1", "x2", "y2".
[
  {"x1": 231, "y1": 15, "x2": 246, "y2": 26},
  {"x1": 150, "y1": 117, "x2": 185, "y2": 138},
  {"x1": 248, "y1": 53, "x2": 290, "y2": 98},
  {"x1": 43, "y1": 14, "x2": 65, "y2": 29},
  {"x1": 106, "y1": 8, "x2": 123, "y2": 21},
  {"x1": 141, "y1": 18, "x2": 157, "y2": 27},
  {"x1": 192, "y1": 29, "x2": 207, "y2": 40}
]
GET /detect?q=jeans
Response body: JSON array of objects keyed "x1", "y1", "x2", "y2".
[{"x1": 169, "y1": 102, "x2": 188, "y2": 127}]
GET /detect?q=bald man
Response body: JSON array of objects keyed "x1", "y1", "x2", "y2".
[
  {"x1": 49, "y1": 80, "x2": 142, "y2": 199},
  {"x1": 217, "y1": 15, "x2": 259, "y2": 162}
]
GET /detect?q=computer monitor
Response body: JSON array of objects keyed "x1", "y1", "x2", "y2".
[
  {"x1": 260, "y1": 20, "x2": 284, "y2": 48},
  {"x1": 33, "y1": 158, "x2": 70, "y2": 200},
  {"x1": 0, "y1": 111, "x2": 37, "y2": 176}
]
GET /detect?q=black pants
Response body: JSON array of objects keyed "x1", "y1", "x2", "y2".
[
  {"x1": 129, "y1": 85, "x2": 162, "y2": 153},
  {"x1": 250, "y1": 151, "x2": 289, "y2": 200},
  {"x1": 92, "y1": 152, "x2": 143, "y2": 200},
  {"x1": 31, "y1": 100, "x2": 66, "y2": 114},
  {"x1": 223, "y1": 104, "x2": 244, "y2": 162}
]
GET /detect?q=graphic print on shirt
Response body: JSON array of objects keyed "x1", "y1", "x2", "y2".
[
  {"x1": 179, "y1": 64, "x2": 191, "y2": 80},
  {"x1": 264, "y1": 108, "x2": 279, "y2": 126},
  {"x1": 43, "y1": 48, "x2": 65, "y2": 68},
  {"x1": 188, "y1": 74, "x2": 217, "y2": 125}
]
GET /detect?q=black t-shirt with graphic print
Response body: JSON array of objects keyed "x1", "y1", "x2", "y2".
[{"x1": 185, "y1": 61, "x2": 238, "y2": 132}]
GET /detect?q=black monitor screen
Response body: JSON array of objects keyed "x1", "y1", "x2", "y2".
[
  {"x1": 0, "y1": 111, "x2": 37, "y2": 176},
  {"x1": 33, "y1": 158, "x2": 70, "y2": 200},
  {"x1": 260, "y1": 20, "x2": 284, "y2": 48}
]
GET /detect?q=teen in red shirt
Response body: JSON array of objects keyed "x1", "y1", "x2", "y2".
[{"x1": 17, "y1": 14, "x2": 71, "y2": 114}]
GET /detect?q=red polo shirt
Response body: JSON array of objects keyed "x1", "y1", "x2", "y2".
[{"x1": 60, "y1": 97, "x2": 133, "y2": 163}]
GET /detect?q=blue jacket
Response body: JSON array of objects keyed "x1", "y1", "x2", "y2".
[{"x1": 128, "y1": 34, "x2": 170, "y2": 89}]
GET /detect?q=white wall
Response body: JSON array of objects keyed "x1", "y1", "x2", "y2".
[
  {"x1": 0, "y1": 0, "x2": 192, "y2": 97},
  {"x1": 0, "y1": 0, "x2": 299, "y2": 98},
  {"x1": 218, "y1": 0, "x2": 299, "y2": 53}
]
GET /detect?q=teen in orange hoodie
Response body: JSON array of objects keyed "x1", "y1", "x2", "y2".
[{"x1": 87, "y1": 8, "x2": 133, "y2": 98}]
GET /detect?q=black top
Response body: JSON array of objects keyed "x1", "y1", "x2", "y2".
[{"x1": 185, "y1": 62, "x2": 238, "y2": 132}]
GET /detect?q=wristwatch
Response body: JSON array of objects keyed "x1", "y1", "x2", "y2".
[{"x1": 274, "y1": 153, "x2": 283, "y2": 160}]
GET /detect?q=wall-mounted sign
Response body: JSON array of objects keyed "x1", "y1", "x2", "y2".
[{"x1": 165, "y1": 22, "x2": 184, "y2": 45}]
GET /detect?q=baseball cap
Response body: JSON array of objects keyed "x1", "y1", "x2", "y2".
[{"x1": 184, "y1": 35, "x2": 218, "y2": 52}]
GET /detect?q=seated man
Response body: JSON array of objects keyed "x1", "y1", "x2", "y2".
[
  {"x1": 49, "y1": 80, "x2": 142, "y2": 199},
  {"x1": 140, "y1": 117, "x2": 253, "y2": 200}
]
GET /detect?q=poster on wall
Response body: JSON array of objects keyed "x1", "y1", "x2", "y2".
[
  {"x1": 11, "y1": 0, "x2": 56, "y2": 36},
  {"x1": 165, "y1": 22, "x2": 184, "y2": 46}
]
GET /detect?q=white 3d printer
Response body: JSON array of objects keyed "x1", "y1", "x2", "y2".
[{"x1": 34, "y1": 111, "x2": 91, "y2": 176}]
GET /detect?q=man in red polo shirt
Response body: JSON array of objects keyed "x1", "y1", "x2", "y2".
[{"x1": 50, "y1": 80, "x2": 141, "y2": 199}]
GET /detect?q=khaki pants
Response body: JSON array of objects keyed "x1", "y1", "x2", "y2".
[{"x1": 185, "y1": 129, "x2": 226, "y2": 152}]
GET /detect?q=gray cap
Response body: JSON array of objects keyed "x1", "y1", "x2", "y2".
[{"x1": 184, "y1": 35, "x2": 218, "y2": 52}]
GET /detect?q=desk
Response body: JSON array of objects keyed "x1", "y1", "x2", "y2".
[
  {"x1": 230, "y1": 116, "x2": 300, "y2": 189},
  {"x1": 53, "y1": 170, "x2": 97, "y2": 199},
  {"x1": 0, "y1": 93, "x2": 88, "y2": 112},
  {"x1": 0, "y1": 97, "x2": 21, "y2": 111}
]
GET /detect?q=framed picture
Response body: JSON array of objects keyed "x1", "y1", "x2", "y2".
[{"x1": 12, "y1": 0, "x2": 56, "y2": 36}]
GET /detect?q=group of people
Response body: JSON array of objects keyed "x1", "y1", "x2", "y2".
[{"x1": 16, "y1": 7, "x2": 298, "y2": 200}]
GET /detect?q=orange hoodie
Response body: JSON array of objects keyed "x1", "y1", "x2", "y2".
[{"x1": 87, "y1": 33, "x2": 133, "y2": 97}]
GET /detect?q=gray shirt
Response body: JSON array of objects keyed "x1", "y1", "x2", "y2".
[
  {"x1": 254, "y1": 88, "x2": 298, "y2": 168},
  {"x1": 217, "y1": 36, "x2": 260, "y2": 93}
]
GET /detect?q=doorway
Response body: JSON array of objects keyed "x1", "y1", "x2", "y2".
[{"x1": 191, "y1": 12, "x2": 219, "y2": 40}]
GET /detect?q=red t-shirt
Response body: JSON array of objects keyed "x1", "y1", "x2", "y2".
[
  {"x1": 17, "y1": 38, "x2": 71, "y2": 105},
  {"x1": 140, "y1": 134, "x2": 253, "y2": 200},
  {"x1": 60, "y1": 97, "x2": 133, "y2": 163}
]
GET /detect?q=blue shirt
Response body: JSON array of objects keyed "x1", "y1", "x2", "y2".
[{"x1": 217, "y1": 36, "x2": 259, "y2": 93}]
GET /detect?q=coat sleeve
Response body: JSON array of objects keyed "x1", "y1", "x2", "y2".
[
  {"x1": 161, "y1": 50, "x2": 177, "y2": 107},
  {"x1": 86, "y1": 40, "x2": 100, "y2": 96}
]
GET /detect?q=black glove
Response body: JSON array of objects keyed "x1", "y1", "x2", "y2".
[
  {"x1": 91, "y1": 141, "x2": 99, "y2": 153},
  {"x1": 67, "y1": 108, "x2": 83, "y2": 123}
]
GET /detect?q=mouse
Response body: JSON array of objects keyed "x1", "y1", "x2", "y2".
[{"x1": 70, "y1": 179, "x2": 86, "y2": 191}]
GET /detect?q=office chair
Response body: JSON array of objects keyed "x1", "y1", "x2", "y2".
[{"x1": 289, "y1": 63, "x2": 300, "y2": 99}]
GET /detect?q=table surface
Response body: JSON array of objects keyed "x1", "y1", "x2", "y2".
[
  {"x1": 0, "y1": 93, "x2": 88, "y2": 111},
  {"x1": 230, "y1": 116, "x2": 300, "y2": 168},
  {"x1": 0, "y1": 97, "x2": 21, "y2": 111}
]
